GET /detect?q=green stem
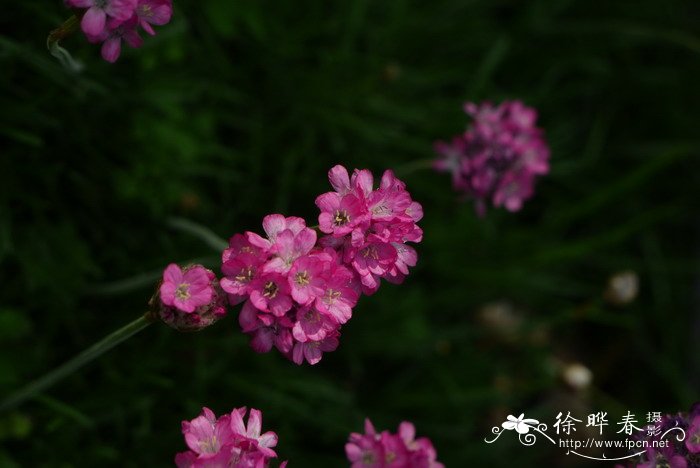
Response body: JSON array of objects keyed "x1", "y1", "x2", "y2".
[{"x1": 0, "y1": 314, "x2": 154, "y2": 412}]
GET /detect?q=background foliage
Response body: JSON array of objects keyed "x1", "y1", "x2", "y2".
[{"x1": 1, "y1": 0, "x2": 699, "y2": 466}]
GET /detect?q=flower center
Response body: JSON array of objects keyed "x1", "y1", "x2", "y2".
[
  {"x1": 199, "y1": 436, "x2": 219, "y2": 454},
  {"x1": 235, "y1": 266, "x2": 255, "y2": 283},
  {"x1": 324, "y1": 289, "x2": 342, "y2": 305},
  {"x1": 304, "y1": 309, "x2": 318, "y2": 322},
  {"x1": 361, "y1": 452, "x2": 376, "y2": 464},
  {"x1": 333, "y1": 210, "x2": 350, "y2": 226},
  {"x1": 175, "y1": 283, "x2": 190, "y2": 300},
  {"x1": 139, "y1": 4, "x2": 153, "y2": 16},
  {"x1": 294, "y1": 271, "x2": 310, "y2": 286},
  {"x1": 386, "y1": 452, "x2": 396, "y2": 463},
  {"x1": 371, "y1": 204, "x2": 390, "y2": 216},
  {"x1": 263, "y1": 281, "x2": 278, "y2": 298},
  {"x1": 361, "y1": 245, "x2": 379, "y2": 260}
]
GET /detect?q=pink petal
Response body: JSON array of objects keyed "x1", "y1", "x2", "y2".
[
  {"x1": 262, "y1": 214, "x2": 287, "y2": 241},
  {"x1": 100, "y1": 37, "x2": 122, "y2": 63},
  {"x1": 328, "y1": 165, "x2": 351, "y2": 194},
  {"x1": 247, "y1": 409, "x2": 262, "y2": 438},
  {"x1": 123, "y1": 28, "x2": 143, "y2": 48},
  {"x1": 82, "y1": 7, "x2": 107, "y2": 36}
]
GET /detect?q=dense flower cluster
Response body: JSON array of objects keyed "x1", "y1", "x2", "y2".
[
  {"x1": 616, "y1": 403, "x2": 700, "y2": 468},
  {"x1": 175, "y1": 407, "x2": 286, "y2": 468},
  {"x1": 65, "y1": 0, "x2": 173, "y2": 62},
  {"x1": 220, "y1": 165, "x2": 423, "y2": 365},
  {"x1": 157, "y1": 263, "x2": 227, "y2": 332},
  {"x1": 345, "y1": 419, "x2": 443, "y2": 468},
  {"x1": 433, "y1": 100, "x2": 550, "y2": 216}
]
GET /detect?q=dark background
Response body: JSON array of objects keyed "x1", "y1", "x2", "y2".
[{"x1": 1, "y1": 0, "x2": 699, "y2": 466}]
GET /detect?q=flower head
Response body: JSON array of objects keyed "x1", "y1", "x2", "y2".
[
  {"x1": 345, "y1": 418, "x2": 443, "y2": 468},
  {"x1": 156, "y1": 264, "x2": 226, "y2": 332},
  {"x1": 434, "y1": 100, "x2": 550, "y2": 215},
  {"x1": 176, "y1": 407, "x2": 285, "y2": 468},
  {"x1": 221, "y1": 166, "x2": 422, "y2": 365}
]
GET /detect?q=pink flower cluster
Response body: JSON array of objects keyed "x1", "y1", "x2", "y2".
[
  {"x1": 345, "y1": 419, "x2": 443, "y2": 468},
  {"x1": 158, "y1": 263, "x2": 227, "y2": 332},
  {"x1": 65, "y1": 0, "x2": 173, "y2": 62},
  {"x1": 434, "y1": 100, "x2": 550, "y2": 216},
  {"x1": 175, "y1": 407, "x2": 286, "y2": 468},
  {"x1": 220, "y1": 165, "x2": 423, "y2": 365}
]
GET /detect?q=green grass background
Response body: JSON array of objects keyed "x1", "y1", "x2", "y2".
[{"x1": 1, "y1": 0, "x2": 699, "y2": 466}]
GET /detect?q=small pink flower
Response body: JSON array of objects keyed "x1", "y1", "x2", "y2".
[
  {"x1": 67, "y1": 0, "x2": 137, "y2": 36},
  {"x1": 686, "y1": 415, "x2": 700, "y2": 454},
  {"x1": 181, "y1": 407, "x2": 233, "y2": 457},
  {"x1": 292, "y1": 306, "x2": 336, "y2": 342},
  {"x1": 135, "y1": 0, "x2": 172, "y2": 36},
  {"x1": 247, "y1": 214, "x2": 307, "y2": 251},
  {"x1": 160, "y1": 263, "x2": 213, "y2": 313},
  {"x1": 315, "y1": 263, "x2": 358, "y2": 324},
  {"x1": 230, "y1": 408, "x2": 279, "y2": 458},
  {"x1": 262, "y1": 227, "x2": 317, "y2": 274},
  {"x1": 88, "y1": 16, "x2": 143, "y2": 63},
  {"x1": 156, "y1": 264, "x2": 226, "y2": 332},
  {"x1": 291, "y1": 332, "x2": 339, "y2": 365},
  {"x1": 346, "y1": 419, "x2": 443, "y2": 468},
  {"x1": 287, "y1": 254, "x2": 328, "y2": 305},
  {"x1": 176, "y1": 407, "x2": 284, "y2": 468},
  {"x1": 316, "y1": 192, "x2": 368, "y2": 237},
  {"x1": 249, "y1": 273, "x2": 293, "y2": 316}
]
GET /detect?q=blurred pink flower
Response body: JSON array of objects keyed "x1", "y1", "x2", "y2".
[
  {"x1": 434, "y1": 100, "x2": 550, "y2": 215},
  {"x1": 346, "y1": 419, "x2": 443, "y2": 468},
  {"x1": 66, "y1": 0, "x2": 137, "y2": 36}
]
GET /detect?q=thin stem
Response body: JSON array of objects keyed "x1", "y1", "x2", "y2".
[
  {"x1": 0, "y1": 314, "x2": 154, "y2": 412},
  {"x1": 46, "y1": 14, "x2": 84, "y2": 72},
  {"x1": 167, "y1": 217, "x2": 228, "y2": 252}
]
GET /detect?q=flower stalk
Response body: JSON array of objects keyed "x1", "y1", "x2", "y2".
[{"x1": 0, "y1": 312, "x2": 155, "y2": 412}]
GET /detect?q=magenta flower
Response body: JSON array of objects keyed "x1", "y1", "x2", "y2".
[
  {"x1": 156, "y1": 264, "x2": 226, "y2": 332},
  {"x1": 230, "y1": 408, "x2": 279, "y2": 458},
  {"x1": 686, "y1": 415, "x2": 700, "y2": 454},
  {"x1": 287, "y1": 253, "x2": 328, "y2": 305},
  {"x1": 262, "y1": 227, "x2": 317, "y2": 274},
  {"x1": 291, "y1": 331, "x2": 339, "y2": 365},
  {"x1": 317, "y1": 192, "x2": 368, "y2": 237},
  {"x1": 66, "y1": 0, "x2": 137, "y2": 36},
  {"x1": 434, "y1": 100, "x2": 550, "y2": 216},
  {"x1": 160, "y1": 263, "x2": 213, "y2": 313},
  {"x1": 135, "y1": 0, "x2": 173, "y2": 35},
  {"x1": 346, "y1": 419, "x2": 443, "y2": 468},
  {"x1": 176, "y1": 407, "x2": 285, "y2": 468},
  {"x1": 249, "y1": 273, "x2": 293, "y2": 317},
  {"x1": 89, "y1": 16, "x2": 143, "y2": 63}
]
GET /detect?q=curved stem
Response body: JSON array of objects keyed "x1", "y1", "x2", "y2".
[
  {"x1": 166, "y1": 217, "x2": 228, "y2": 252},
  {"x1": 0, "y1": 314, "x2": 154, "y2": 412}
]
